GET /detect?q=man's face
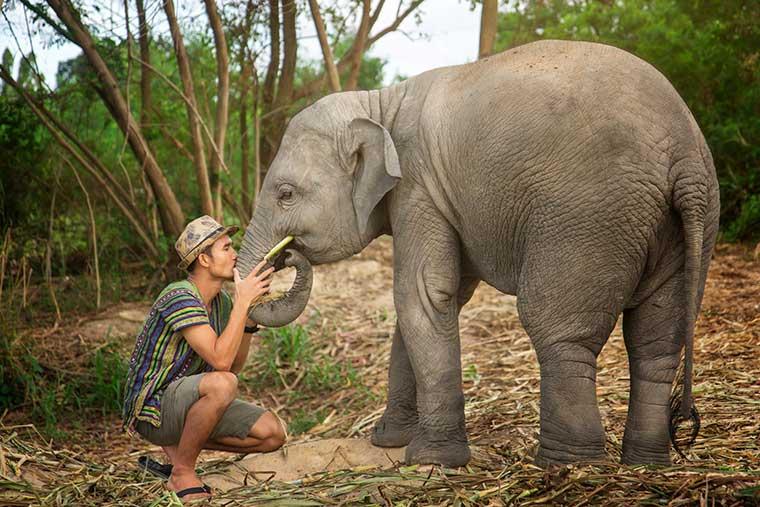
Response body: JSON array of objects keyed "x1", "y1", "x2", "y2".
[{"x1": 201, "y1": 235, "x2": 237, "y2": 280}]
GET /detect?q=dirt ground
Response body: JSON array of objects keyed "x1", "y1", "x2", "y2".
[{"x1": 1, "y1": 237, "x2": 758, "y2": 505}]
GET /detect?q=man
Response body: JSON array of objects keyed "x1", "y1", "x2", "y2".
[{"x1": 123, "y1": 215, "x2": 286, "y2": 502}]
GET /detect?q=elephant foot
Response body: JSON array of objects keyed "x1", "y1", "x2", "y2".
[
  {"x1": 534, "y1": 435, "x2": 606, "y2": 468},
  {"x1": 371, "y1": 419, "x2": 416, "y2": 448},
  {"x1": 621, "y1": 440, "x2": 671, "y2": 466},
  {"x1": 371, "y1": 409, "x2": 418, "y2": 448},
  {"x1": 405, "y1": 431, "x2": 470, "y2": 468}
]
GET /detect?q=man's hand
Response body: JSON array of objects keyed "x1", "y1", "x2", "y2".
[{"x1": 233, "y1": 260, "x2": 274, "y2": 307}]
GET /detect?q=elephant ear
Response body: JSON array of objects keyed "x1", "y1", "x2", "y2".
[{"x1": 349, "y1": 118, "x2": 402, "y2": 236}]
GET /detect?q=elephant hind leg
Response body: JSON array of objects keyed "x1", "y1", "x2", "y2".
[
  {"x1": 621, "y1": 272, "x2": 685, "y2": 465},
  {"x1": 517, "y1": 268, "x2": 622, "y2": 467},
  {"x1": 530, "y1": 330, "x2": 613, "y2": 467}
]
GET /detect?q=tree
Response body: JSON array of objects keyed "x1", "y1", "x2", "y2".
[
  {"x1": 1, "y1": 0, "x2": 429, "y2": 272},
  {"x1": 479, "y1": 0, "x2": 498, "y2": 59}
]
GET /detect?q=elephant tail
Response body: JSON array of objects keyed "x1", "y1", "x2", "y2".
[{"x1": 668, "y1": 156, "x2": 709, "y2": 455}]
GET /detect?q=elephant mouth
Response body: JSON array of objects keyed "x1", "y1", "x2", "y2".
[{"x1": 244, "y1": 236, "x2": 314, "y2": 328}]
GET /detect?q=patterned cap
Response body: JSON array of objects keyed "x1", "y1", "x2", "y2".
[{"x1": 175, "y1": 215, "x2": 239, "y2": 270}]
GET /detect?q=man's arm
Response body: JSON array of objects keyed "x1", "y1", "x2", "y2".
[
  {"x1": 230, "y1": 321, "x2": 256, "y2": 374},
  {"x1": 182, "y1": 262, "x2": 272, "y2": 371}
]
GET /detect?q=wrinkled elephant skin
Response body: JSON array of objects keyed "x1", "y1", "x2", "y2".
[{"x1": 237, "y1": 40, "x2": 719, "y2": 469}]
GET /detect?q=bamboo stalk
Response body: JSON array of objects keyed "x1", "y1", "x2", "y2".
[
  {"x1": 0, "y1": 228, "x2": 9, "y2": 304},
  {"x1": 45, "y1": 188, "x2": 62, "y2": 322},
  {"x1": 21, "y1": 256, "x2": 30, "y2": 309},
  {"x1": 67, "y1": 158, "x2": 101, "y2": 309}
]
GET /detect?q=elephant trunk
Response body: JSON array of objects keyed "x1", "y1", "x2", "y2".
[{"x1": 236, "y1": 212, "x2": 313, "y2": 327}]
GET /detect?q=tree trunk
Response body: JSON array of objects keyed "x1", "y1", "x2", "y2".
[
  {"x1": 262, "y1": 0, "x2": 297, "y2": 169},
  {"x1": 262, "y1": 0, "x2": 280, "y2": 114},
  {"x1": 163, "y1": 0, "x2": 214, "y2": 217},
  {"x1": 260, "y1": 0, "x2": 280, "y2": 169},
  {"x1": 275, "y1": 0, "x2": 297, "y2": 117},
  {"x1": 45, "y1": 0, "x2": 185, "y2": 238},
  {"x1": 479, "y1": 0, "x2": 498, "y2": 59},
  {"x1": 203, "y1": 0, "x2": 229, "y2": 220},
  {"x1": 237, "y1": 0, "x2": 256, "y2": 213},
  {"x1": 292, "y1": 0, "x2": 426, "y2": 101},
  {"x1": 345, "y1": 0, "x2": 371, "y2": 91},
  {"x1": 136, "y1": 0, "x2": 152, "y2": 131},
  {"x1": 239, "y1": 58, "x2": 251, "y2": 213},
  {"x1": 308, "y1": 0, "x2": 341, "y2": 92}
]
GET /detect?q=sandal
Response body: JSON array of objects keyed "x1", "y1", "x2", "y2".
[
  {"x1": 138, "y1": 455, "x2": 173, "y2": 480},
  {"x1": 176, "y1": 484, "x2": 212, "y2": 499}
]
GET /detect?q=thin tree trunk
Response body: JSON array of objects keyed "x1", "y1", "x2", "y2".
[
  {"x1": 136, "y1": 0, "x2": 152, "y2": 130},
  {"x1": 163, "y1": 0, "x2": 214, "y2": 217},
  {"x1": 278, "y1": 0, "x2": 298, "y2": 104},
  {"x1": 203, "y1": 0, "x2": 229, "y2": 220},
  {"x1": 262, "y1": 0, "x2": 280, "y2": 115},
  {"x1": 479, "y1": 0, "x2": 498, "y2": 59},
  {"x1": 45, "y1": 187, "x2": 62, "y2": 322},
  {"x1": 263, "y1": 0, "x2": 297, "y2": 168},
  {"x1": 292, "y1": 0, "x2": 425, "y2": 101},
  {"x1": 239, "y1": 57, "x2": 251, "y2": 212},
  {"x1": 44, "y1": 0, "x2": 185, "y2": 238},
  {"x1": 252, "y1": 58, "x2": 261, "y2": 210},
  {"x1": 345, "y1": 0, "x2": 371, "y2": 91},
  {"x1": 237, "y1": 0, "x2": 257, "y2": 213},
  {"x1": 254, "y1": 109, "x2": 261, "y2": 209},
  {"x1": 308, "y1": 0, "x2": 341, "y2": 92},
  {"x1": 0, "y1": 229, "x2": 9, "y2": 304},
  {"x1": 67, "y1": 158, "x2": 100, "y2": 309}
]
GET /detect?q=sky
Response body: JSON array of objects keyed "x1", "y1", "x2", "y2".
[{"x1": 0, "y1": 0, "x2": 482, "y2": 88}]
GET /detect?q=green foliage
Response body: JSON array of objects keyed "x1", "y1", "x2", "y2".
[
  {"x1": 287, "y1": 407, "x2": 329, "y2": 435},
  {"x1": 251, "y1": 322, "x2": 358, "y2": 394},
  {"x1": 0, "y1": 92, "x2": 50, "y2": 231},
  {"x1": 495, "y1": 0, "x2": 760, "y2": 241}
]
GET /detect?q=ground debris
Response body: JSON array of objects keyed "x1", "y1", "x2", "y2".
[{"x1": 2, "y1": 239, "x2": 758, "y2": 505}]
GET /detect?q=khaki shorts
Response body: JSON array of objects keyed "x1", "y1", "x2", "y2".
[{"x1": 135, "y1": 373, "x2": 267, "y2": 447}]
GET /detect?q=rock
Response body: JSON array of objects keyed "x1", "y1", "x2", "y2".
[{"x1": 203, "y1": 438, "x2": 405, "y2": 489}]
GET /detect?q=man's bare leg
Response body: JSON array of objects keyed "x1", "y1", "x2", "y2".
[
  {"x1": 167, "y1": 372, "x2": 237, "y2": 501},
  {"x1": 204, "y1": 412, "x2": 287, "y2": 454},
  {"x1": 162, "y1": 445, "x2": 178, "y2": 464}
]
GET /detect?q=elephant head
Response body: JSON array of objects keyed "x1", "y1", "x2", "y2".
[{"x1": 237, "y1": 94, "x2": 402, "y2": 327}]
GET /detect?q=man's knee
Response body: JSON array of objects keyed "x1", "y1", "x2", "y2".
[
  {"x1": 201, "y1": 371, "x2": 238, "y2": 404},
  {"x1": 256, "y1": 412, "x2": 287, "y2": 449}
]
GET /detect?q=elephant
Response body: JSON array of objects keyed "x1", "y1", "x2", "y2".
[{"x1": 239, "y1": 39, "x2": 720, "y2": 468}]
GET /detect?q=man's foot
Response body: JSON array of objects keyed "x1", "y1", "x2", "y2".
[{"x1": 167, "y1": 466, "x2": 211, "y2": 503}]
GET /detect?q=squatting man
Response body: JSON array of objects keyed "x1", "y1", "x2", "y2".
[{"x1": 122, "y1": 215, "x2": 286, "y2": 502}]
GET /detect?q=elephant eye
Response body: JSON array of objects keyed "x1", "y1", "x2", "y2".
[{"x1": 277, "y1": 184, "x2": 296, "y2": 205}]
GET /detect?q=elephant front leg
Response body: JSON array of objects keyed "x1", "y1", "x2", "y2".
[
  {"x1": 371, "y1": 323, "x2": 418, "y2": 447},
  {"x1": 391, "y1": 197, "x2": 469, "y2": 467},
  {"x1": 373, "y1": 274, "x2": 480, "y2": 449}
]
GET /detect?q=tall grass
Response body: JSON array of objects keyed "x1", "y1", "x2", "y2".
[
  {"x1": 0, "y1": 320, "x2": 127, "y2": 437},
  {"x1": 253, "y1": 322, "x2": 358, "y2": 393}
]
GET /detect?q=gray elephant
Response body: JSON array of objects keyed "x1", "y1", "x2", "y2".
[{"x1": 239, "y1": 39, "x2": 719, "y2": 468}]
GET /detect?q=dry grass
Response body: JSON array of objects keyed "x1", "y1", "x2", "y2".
[{"x1": 1, "y1": 239, "x2": 758, "y2": 505}]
